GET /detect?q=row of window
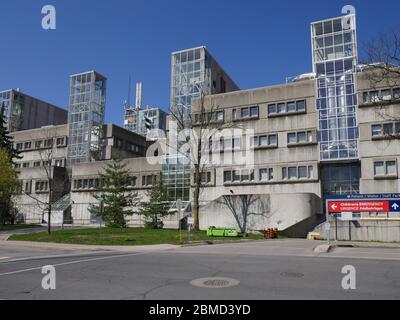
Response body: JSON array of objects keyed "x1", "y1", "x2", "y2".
[
  {"x1": 72, "y1": 175, "x2": 158, "y2": 191},
  {"x1": 21, "y1": 180, "x2": 49, "y2": 194},
  {"x1": 374, "y1": 160, "x2": 397, "y2": 177},
  {"x1": 15, "y1": 137, "x2": 66, "y2": 151},
  {"x1": 223, "y1": 165, "x2": 315, "y2": 184},
  {"x1": 371, "y1": 122, "x2": 400, "y2": 138},
  {"x1": 194, "y1": 111, "x2": 224, "y2": 124},
  {"x1": 267, "y1": 100, "x2": 306, "y2": 116},
  {"x1": 250, "y1": 134, "x2": 278, "y2": 148},
  {"x1": 15, "y1": 159, "x2": 66, "y2": 169},
  {"x1": 362, "y1": 88, "x2": 400, "y2": 104},
  {"x1": 232, "y1": 106, "x2": 259, "y2": 120},
  {"x1": 114, "y1": 137, "x2": 142, "y2": 153},
  {"x1": 209, "y1": 137, "x2": 241, "y2": 151},
  {"x1": 287, "y1": 131, "x2": 314, "y2": 145}
]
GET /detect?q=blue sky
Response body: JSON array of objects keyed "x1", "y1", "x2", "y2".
[{"x1": 0, "y1": 0, "x2": 398, "y2": 126}]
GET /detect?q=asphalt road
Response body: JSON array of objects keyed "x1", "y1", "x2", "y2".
[{"x1": 0, "y1": 240, "x2": 399, "y2": 300}]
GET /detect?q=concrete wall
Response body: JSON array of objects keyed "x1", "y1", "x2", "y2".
[{"x1": 199, "y1": 193, "x2": 322, "y2": 234}]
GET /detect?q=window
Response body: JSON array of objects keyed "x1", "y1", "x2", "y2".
[
  {"x1": 23, "y1": 162, "x2": 30, "y2": 168},
  {"x1": 44, "y1": 139, "x2": 53, "y2": 148},
  {"x1": 288, "y1": 167, "x2": 297, "y2": 180},
  {"x1": 54, "y1": 159, "x2": 64, "y2": 167},
  {"x1": 374, "y1": 160, "x2": 397, "y2": 177},
  {"x1": 250, "y1": 106, "x2": 259, "y2": 117},
  {"x1": 296, "y1": 100, "x2": 306, "y2": 111},
  {"x1": 24, "y1": 142, "x2": 31, "y2": 149},
  {"x1": 16, "y1": 143, "x2": 23, "y2": 150},
  {"x1": 383, "y1": 123, "x2": 394, "y2": 135},
  {"x1": 381, "y1": 89, "x2": 392, "y2": 101},
  {"x1": 233, "y1": 170, "x2": 241, "y2": 182},
  {"x1": 241, "y1": 108, "x2": 249, "y2": 118},
  {"x1": 282, "y1": 166, "x2": 314, "y2": 180},
  {"x1": 142, "y1": 175, "x2": 154, "y2": 186},
  {"x1": 371, "y1": 125, "x2": 382, "y2": 136},
  {"x1": 33, "y1": 161, "x2": 41, "y2": 167},
  {"x1": 224, "y1": 171, "x2": 232, "y2": 182},
  {"x1": 251, "y1": 134, "x2": 278, "y2": 148},
  {"x1": 287, "y1": 133, "x2": 297, "y2": 144},
  {"x1": 35, "y1": 140, "x2": 43, "y2": 149},
  {"x1": 298, "y1": 166, "x2": 308, "y2": 179},
  {"x1": 233, "y1": 137, "x2": 241, "y2": 150},
  {"x1": 35, "y1": 181, "x2": 49, "y2": 192},
  {"x1": 24, "y1": 181, "x2": 31, "y2": 194},
  {"x1": 259, "y1": 168, "x2": 273, "y2": 181},
  {"x1": 287, "y1": 102, "x2": 296, "y2": 113},
  {"x1": 386, "y1": 161, "x2": 397, "y2": 175},
  {"x1": 56, "y1": 137, "x2": 65, "y2": 146},
  {"x1": 277, "y1": 103, "x2": 286, "y2": 113},
  {"x1": 394, "y1": 88, "x2": 400, "y2": 99},
  {"x1": 288, "y1": 131, "x2": 313, "y2": 144},
  {"x1": 126, "y1": 176, "x2": 137, "y2": 188},
  {"x1": 268, "y1": 104, "x2": 276, "y2": 114}
]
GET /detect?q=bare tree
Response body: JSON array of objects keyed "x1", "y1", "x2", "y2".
[
  {"x1": 22, "y1": 127, "x2": 68, "y2": 234},
  {"x1": 361, "y1": 27, "x2": 400, "y2": 124},
  {"x1": 217, "y1": 194, "x2": 270, "y2": 233},
  {"x1": 168, "y1": 89, "x2": 239, "y2": 231}
]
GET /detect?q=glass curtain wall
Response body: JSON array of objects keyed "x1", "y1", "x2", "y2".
[
  {"x1": 311, "y1": 15, "x2": 359, "y2": 161},
  {"x1": 0, "y1": 90, "x2": 12, "y2": 131},
  {"x1": 67, "y1": 71, "x2": 106, "y2": 166}
]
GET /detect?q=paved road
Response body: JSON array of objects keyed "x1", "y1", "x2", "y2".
[{"x1": 0, "y1": 240, "x2": 399, "y2": 300}]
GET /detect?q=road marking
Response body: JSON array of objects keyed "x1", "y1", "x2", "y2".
[
  {"x1": 0, "y1": 251, "x2": 153, "y2": 277},
  {"x1": 0, "y1": 257, "x2": 10, "y2": 260}
]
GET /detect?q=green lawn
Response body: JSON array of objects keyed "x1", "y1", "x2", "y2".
[
  {"x1": 0, "y1": 224, "x2": 41, "y2": 231},
  {"x1": 9, "y1": 227, "x2": 264, "y2": 246}
]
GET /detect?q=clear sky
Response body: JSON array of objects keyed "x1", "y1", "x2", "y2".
[{"x1": 0, "y1": 0, "x2": 398, "y2": 127}]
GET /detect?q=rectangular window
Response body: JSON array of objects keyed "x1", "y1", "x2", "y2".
[
  {"x1": 233, "y1": 170, "x2": 241, "y2": 182},
  {"x1": 268, "y1": 134, "x2": 277, "y2": 146},
  {"x1": 371, "y1": 124, "x2": 382, "y2": 136},
  {"x1": 56, "y1": 137, "x2": 64, "y2": 146},
  {"x1": 251, "y1": 136, "x2": 258, "y2": 147},
  {"x1": 24, "y1": 142, "x2": 31, "y2": 149},
  {"x1": 277, "y1": 103, "x2": 286, "y2": 113},
  {"x1": 233, "y1": 138, "x2": 241, "y2": 150},
  {"x1": 259, "y1": 168, "x2": 273, "y2": 181},
  {"x1": 268, "y1": 104, "x2": 276, "y2": 114},
  {"x1": 393, "y1": 88, "x2": 400, "y2": 99},
  {"x1": 287, "y1": 102, "x2": 296, "y2": 113},
  {"x1": 381, "y1": 89, "x2": 392, "y2": 101},
  {"x1": 232, "y1": 109, "x2": 237, "y2": 120},
  {"x1": 297, "y1": 132, "x2": 306, "y2": 143},
  {"x1": 386, "y1": 161, "x2": 397, "y2": 175},
  {"x1": 288, "y1": 133, "x2": 297, "y2": 144},
  {"x1": 241, "y1": 108, "x2": 249, "y2": 118},
  {"x1": 374, "y1": 161, "x2": 385, "y2": 176},
  {"x1": 224, "y1": 171, "x2": 232, "y2": 182},
  {"x1": 282, "y1": 167, "x2": 287, "y2": 180},
  {"x1": 250, "y1": 106, "x2": 259, "y2": 118},
  {"x1": 383, "y1": 123, "x2": 394, "y2": 135},
  {"x1": 296, "y1": 100, "x2": 306, "y2": 111},
  {"x1": 259, "y1": 135, "x2": 268, "y2": 146},
  {"x1": 308, "y1": 166, "x2": 314, "y2": 178},
  {"x1": 35, "y1": 140, "x2": 43, "y2": 149},
  {"x1": 33, "y1": 161, "x2": 41, "y2": 167},
  {"x1": 288, "y1": 167, "x2": 297, "y2": 180},
  {"x1": 241, "y1": 169, "x2": 250, "y2": 181},
  {"x1": 298, "y1": 166, "x2": 308, "y2": 179},
  {"x1": 395, "y1": 123, "x2": 400, "y2": 134}
]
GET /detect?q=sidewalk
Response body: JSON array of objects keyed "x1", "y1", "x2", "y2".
[{"x1": 1, "y1": 240, "x2": 179, "y2": 253}]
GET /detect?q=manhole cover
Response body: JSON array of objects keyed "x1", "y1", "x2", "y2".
[
  {"x1": 190, "y1": 277, "x2": 240, "y2": 288},
  {"x1": 280, "y1": 272, "x2": 304, "y2": 278}
]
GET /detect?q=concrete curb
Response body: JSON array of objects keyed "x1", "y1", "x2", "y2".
[
  {"x1": 313, "y1": 244, "x2": 334, "y2": 253},
  {"x1": 0, "y1": 240, "x2": 180, "y2": 252}
]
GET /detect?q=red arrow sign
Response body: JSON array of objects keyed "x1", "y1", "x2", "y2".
[{"x1": 328, "y1": 201, "x2": 389, "y2": 213}]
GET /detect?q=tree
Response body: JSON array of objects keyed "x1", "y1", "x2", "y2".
[
  {"x1": 362, "y1": 28, "x2": 400, "y2": 122},
  {"x1": 21, "y1": 126, "x2": 69, "y2": 234},
  {"x1": 138, "y1": 180, "x2": 171, "y2": 229},
  {"x1": 0, "y1": 148, "x2": 20, "y2": 225},
  {"x1": 0, "y1": 105, "x2": 21, "y2": 162},
  {"x1": 90, "y1": 159, "x2": 140, "y2": 228},
  {"x1": 217, "y1": 194, "x2": 269, "y2": 233},
  {"x1": 168, "y1": 89, "x2": 238, "y2": 231}
]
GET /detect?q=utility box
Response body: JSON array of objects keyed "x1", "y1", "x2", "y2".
[{"x1": 207, "y1": 227, "x2": 239, "y2": 237}]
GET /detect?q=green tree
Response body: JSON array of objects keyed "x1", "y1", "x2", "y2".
[
  {"x1": 90, "y1": 159, "x2": 140, "y2": 228},
  {"x1": 139, "y1": 180, "x2": 171, "y2": 229},
  {"x1": 0, "y1": 105, "x2": 21, "y2": 162},
  {"x1": 0, "y1": 148, "x2": 20, "y2": 225}
]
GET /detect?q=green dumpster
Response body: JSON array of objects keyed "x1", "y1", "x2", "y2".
[{"x1": 207, "y1": 227, "x2": 239, "y2": 237}]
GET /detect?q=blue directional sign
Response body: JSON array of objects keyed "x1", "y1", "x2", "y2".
[{"x1": 389, "y1": 200, "x2": 400, "y2": 212}]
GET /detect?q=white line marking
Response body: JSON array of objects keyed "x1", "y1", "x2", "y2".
[
  {"x1": 0, "y1": 252, "x2": 152, "y2": 277},
  {"x1": 0, "y1": 257, "x2": 10, "y2": 260}
]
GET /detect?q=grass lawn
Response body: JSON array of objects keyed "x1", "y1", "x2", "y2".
[
  {"x1": 9, "y1": 227, "x2": 264, "y2": 246},
  {"x1": 0, "y1": 224, "x2": 41, "y2": 231}
]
